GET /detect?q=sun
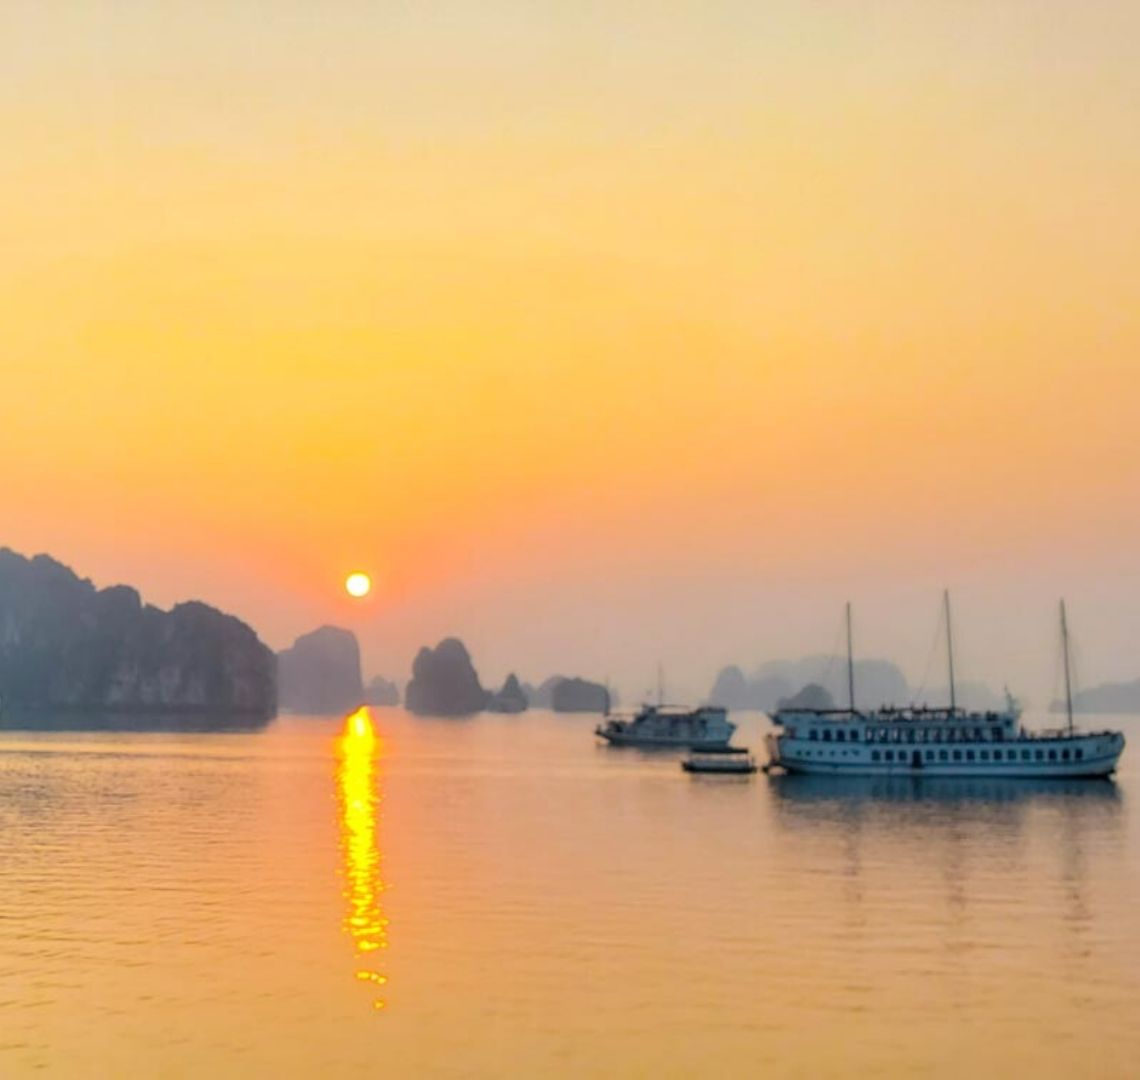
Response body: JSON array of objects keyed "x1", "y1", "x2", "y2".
[{"x1": 345, "y1": 572, "x2": 372, "y2": 599}]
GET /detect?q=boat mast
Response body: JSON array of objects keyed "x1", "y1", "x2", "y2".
[
  {"x1": 845, "y1": 601, "x2": 856, "y2": 713},
  {"x1": 1060, "y1": 599, "x2": 1074, "y2": 737},
  {"x1": 944, "y1": 589, "x2": 957, "y2": 714},
  {"x1": 656, "y1": 663, "x2": 664, "y2": 707}
]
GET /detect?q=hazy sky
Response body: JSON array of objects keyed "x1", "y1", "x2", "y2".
[{"x1": 3, "y1": 2, "x2": 1138, "y2": 702}]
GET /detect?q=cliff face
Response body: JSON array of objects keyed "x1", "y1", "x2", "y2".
[
  {"x1": 277, "y1": 626, "x2": 363, "y2": 714},
  {"x1": 405, "y1": 638, "x2": 488, "y2": 716},
  {"x1": 0, "y1": 549, "x2": 276, "y2": 715}
]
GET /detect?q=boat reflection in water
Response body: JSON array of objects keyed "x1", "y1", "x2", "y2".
[
  {"x1": 336, "y1": 707, "x2": 388, "y2": 1009},
  {"x1": 767, "y1": 771, "x2": 1122, "y2": 806}
]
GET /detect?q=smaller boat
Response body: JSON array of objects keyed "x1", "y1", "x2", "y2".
[
  {"x1": 596, "y1": 704, "x2": 736, "y2": 749},
  {"x1": 683, "y1": 747, "x2": 758, "y2": 774}
]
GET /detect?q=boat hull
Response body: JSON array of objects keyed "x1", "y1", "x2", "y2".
[
  {"x1": 683, "y1": 760, "x2": 757, "y2": 774},
  {"x1": 599, "y1": 730, "x2": 733, "y2": 750},
  {"x1": 772, "y1": 756, "x2": 1121, "y2": 779},
  {"x1": 766, "y1": 722, "x2": 1124, "y2": 781}
]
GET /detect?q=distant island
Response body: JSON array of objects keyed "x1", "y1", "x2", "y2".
[
  {"x1": 405, "y1": 638, "x2": 489, "y2": 716},
  {"x1": 550, "y1": 677, "x2": 611, "y2": 713},
  {"x1": 402, "y1": 638, "x2": 612, "y2": 716},
  {"x1": 486, "y1": 673, "x2": 527, "y2": 713},
  {"x1": 525, "y1": 675, "x2": 615, "y2": 713},
  {"x1": 278, "y1": 625, "x2": 363, "y2": 714},
  {"x1": 707, "y1": 656, "x2": 1003, "y2": 712},
  {"x1": 278, "y1": 626, "x2": 402, "y2": 713},
  {"x1": 0, "y1": 548, "x2": 275, "y2": 719},
  {"x1": 1053, "y1": 678, "x2": 1140, "y2": 715},
  {"x1": 363, "y1": 675, "x2": 400, "y2": 707}
]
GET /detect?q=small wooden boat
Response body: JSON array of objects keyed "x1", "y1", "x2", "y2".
[{"x1": 682, "y1": 747, "x2": 758, "y2": 774}]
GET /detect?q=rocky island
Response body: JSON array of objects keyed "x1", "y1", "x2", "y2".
[
  {"x1": 1059, "y1": 677, "x2": 1140, "y2": 715},
  {"x1": 486, "y1": 673, "x2": 527, "y2": 713},
  {"x1": 0, "y1": 548, "x2": 276, "y2": 719},
  {"x1": 363, "y1": 675, "x2": 400, "y2": 707},
  {"x1": 277, "y1": 625, "x2": 364, "y2": 714},
  {"x1": 550, "y1": 676, "x2": 611, "y2": 713},
  {"x1": 708, "y1": 656, "x2": 1001, "y2": 712},
  {"x1": 405, "y1": 638, "x2": 489, "y2": 716}
]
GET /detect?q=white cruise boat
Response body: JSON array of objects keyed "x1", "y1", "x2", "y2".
[
  {"x1": 596, "y1": 704, "x2": 736, "y2": 749},
  {"x1": 765, "y1": 596, "x2": 1126, "y2": 779}
]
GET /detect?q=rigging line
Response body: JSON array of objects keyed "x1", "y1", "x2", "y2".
[
  {"x1": 1051, "y1": 614, "x2": 1065, "y2": 718},
  {"x1": 914, "y1": 603, "x2": 945, "y2": 704},
  {"x1": 1067, "y1": 611, "x2": 1082, "y2": 715},
  {"x1": 818, "y1": 608, "x2": 847, "y2": 696}
]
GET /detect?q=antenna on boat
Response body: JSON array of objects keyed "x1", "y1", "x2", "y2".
[
  {"x1": 1060, "y1": 599, "x2": 1075, "y2": 737},
  {"x1": 845, "y1": 601, "x2": 856, "y2": 713},
  {"x1": 944, "y1": 589, "x2": 957, "y2": 715},
  {"x1": 656, "y1": 663, "x2": 664, "y2": 707}
]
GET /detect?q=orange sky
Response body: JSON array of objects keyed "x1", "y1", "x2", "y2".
[{"x1": 3, "y1": 2, "x2": 1138, "y2": 697}]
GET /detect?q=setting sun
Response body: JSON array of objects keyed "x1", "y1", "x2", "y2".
[{"x1": 345, "y1": 572, "x2": 371, "y2": 599}]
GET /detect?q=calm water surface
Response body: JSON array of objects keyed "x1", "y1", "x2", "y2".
[{"x1": 1, "y1": 710, "x2": 1137, "y2": 1077}]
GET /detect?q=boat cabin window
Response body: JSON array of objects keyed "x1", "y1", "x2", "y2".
[
  {"x1": 953, "y1": 750, "x2": 962, "y2": 761},
  {"x1": 871, "y1": 750, "x2": 880, "y2": 762},
  {"x1": 939, "y1": 750, "x2": 948, "y2": 761},
  {"x1": 1035, "y1": 750, "x2": 1043, "y2": 761},
  {"x1": 885, "y1": 750, "x2": 894, "y2": 762},
  {"x1": 1061, "y1": 749, "x2": 1070, "y2": 761},
  {"x1": 1021, "y1": 750, "x2": 1030, "y2": 761},
  {"x1": 966, "y1": 750, "x2": 975, "y2": 761},
  {"x1": 980, "y1": 750, "x2": 989, "y2": 761},
  {"x1": 1048, "y1": 749, "x2": 1057, "y2": 761},
  {"x1": 835, "y1": 730, "x2": 845, "y2": 742},
  {"x1": 822, "y1": 729, "x2": 832, "y2": 742},
  {"x1": 1075, "y1": 748, "x2": 1083, "y2": 760},
  {"x1": 809, "y1": 730, "x2": 819, "y2": 741},
  {"x1": 925, "y1": 750, "x2": 934, "y2": 761}
]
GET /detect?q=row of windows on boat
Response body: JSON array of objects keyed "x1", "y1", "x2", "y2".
[
  {"x1": 794, "y1": 746, "x2": 1085, "y2": 763},
  {"x1": 790, "y1": 726, "x2": 1015, "y2": 744}
]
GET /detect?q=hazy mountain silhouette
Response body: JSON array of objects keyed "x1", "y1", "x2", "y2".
[
  {"x1": 363, "y1": 674, "x2": 400, "y2": 706},
  {"x1": 486, "y1": 673, "x2": 528, "y2": 713},
  {"x1": 405, "y1": 638, "x2": 488, "y2": 716},
  {"x1": 777, "y1": 683, "x2": 835, "y2": 710},
  {"x1": 1054, "y1": 678, "x2": 1140, "y2": 714},
  {"x1": 525, "y1": 676, "x2": 563, "y2": 709},
  {"x1": 708, "y1": 655, "x2": 1001, "y2": 712},
  {"x1": 0, "y1": 548, "x2": 275, "y2": 719},
  {"x1": 551, "y1": 677, "x2": 610, "y2": 713},
  {"x1": 277, "y1": 626, "x2": 363, "y2": 714},
  {"x1": 525, "y1": 675, "x2": 615, "y2": 712}
]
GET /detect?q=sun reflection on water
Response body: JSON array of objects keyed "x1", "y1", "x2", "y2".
[{"x1": 336, "y1": 706, "x2": 388, "y2": 1009}]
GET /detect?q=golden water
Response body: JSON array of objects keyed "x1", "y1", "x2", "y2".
[{"x1": 1, "y1": 709, "x2": 1137, "y2": 1076}]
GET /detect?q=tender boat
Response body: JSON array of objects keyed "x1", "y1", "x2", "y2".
[
  {"x1": 596, "y1": 704, "x2": 736, "y2": 749},
  {"x1": 765, "y1": 595, "x2": 1126, "y2": 779},
  {"x1": 683, "y1": 747, "x2": 758, "y2": 774}
]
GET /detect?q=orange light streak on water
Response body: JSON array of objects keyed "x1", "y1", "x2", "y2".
[{"x1": 336, "y1": 707, "x2": 388, "y2": 1009}]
